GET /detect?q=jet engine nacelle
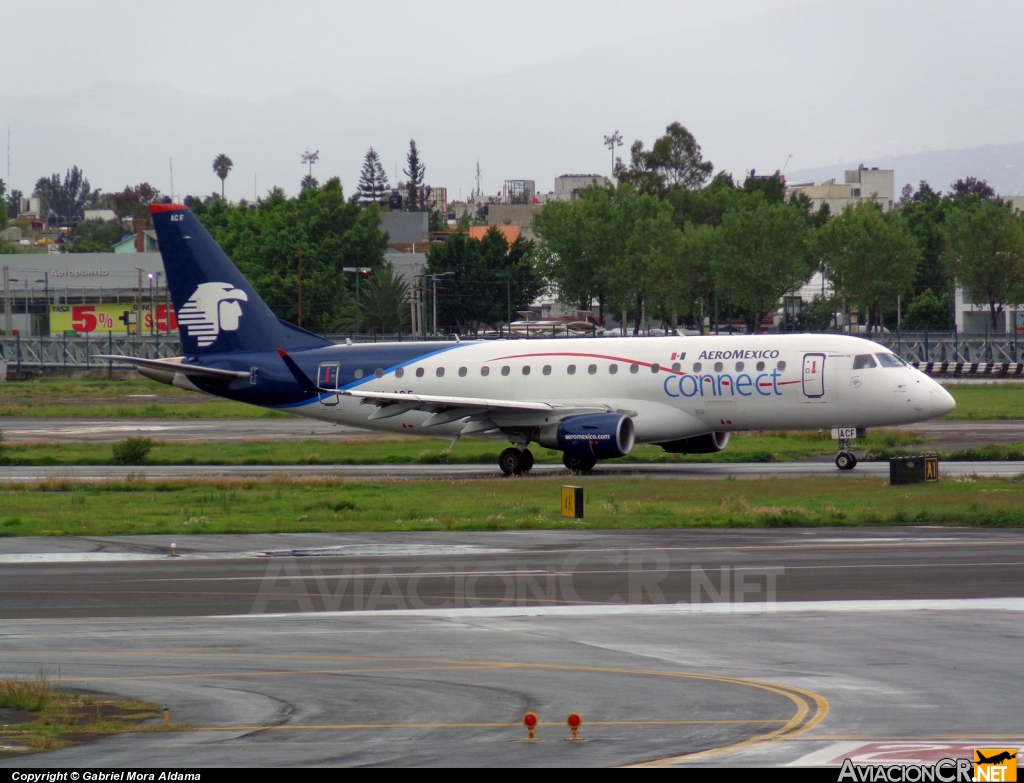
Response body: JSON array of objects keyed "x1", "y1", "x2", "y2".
[
  {"x1": 656, "y1": 431, "x2": 730, "y2": 454},
  {"x1": 537, "y1": 413, "x2": 636, "y2": 459}
]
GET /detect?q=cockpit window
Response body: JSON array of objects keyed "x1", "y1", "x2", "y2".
[
  {"x1": 876, "y1": 353, "x2": 904, "y2": 368},
  {"x1": 853, "y1": 354, "x2": 877, "y2": 369}
]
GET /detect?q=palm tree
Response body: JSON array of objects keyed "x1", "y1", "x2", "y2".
[
  {"x1": 212, "y1": 154, "x2": 233, "y2": 199},
  {"x1": 331, "y1": 267, "x2": 411, "y2": 333}
]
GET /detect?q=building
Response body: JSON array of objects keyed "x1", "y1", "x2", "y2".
[
  {"x1": 112, "y1": 230, "x2": 158, "y2": 253},
  {"x1": 555, "y1": 174, "x2": 610, "y2": 202},
  {"x1": 485, "y1": 204, "x2": 543, "y2": 231},
  {"x1": 2, "y1": 253, "x2": 165, "y2": 337},
  {"x1": 424, "y1": 186, "x2": 448, "y2": 215},
  {"x1": 786, "y1": 165, "x2": 895, "y2": 213}
]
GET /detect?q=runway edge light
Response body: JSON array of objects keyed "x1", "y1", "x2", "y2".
[
  {"x1": 566, "y1": 712, "x2": 582, "y2": 741},
  {"x1": 561, "y1": 486, "x2": 584, "y2": 519},
  {"x1": 523, "y1": 711, "x2": 539, "y2": 740}
]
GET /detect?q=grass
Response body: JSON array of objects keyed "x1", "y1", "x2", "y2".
[
  {"x1": 0, "y1": 671, "x2": 163, "y2": 759},
  {"x1": 0, "y1": 474, "x2": 1022, "y2": 536},
  {"x1": 940, "y1": 382, "x2": 1024, "y2": 420},
  {"x1": 0, "y1": 429, "x2": 927, "y2": 467}
]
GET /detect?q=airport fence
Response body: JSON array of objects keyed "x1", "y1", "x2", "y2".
[{"x1": 3, "y1": 328, "x2": 1024, "y2": 377}]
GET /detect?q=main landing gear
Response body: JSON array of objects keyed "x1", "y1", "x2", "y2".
[
  {"x1": 834, "y1": 437, "x2": 858, "y2": 471},
  {"x1": 499, "y1": 447, "x2": 535, "y2": 476}
]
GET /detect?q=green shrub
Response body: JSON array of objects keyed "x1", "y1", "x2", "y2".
[{"x1": 112, "y1": 437, "x2": 154, "y2": 465}]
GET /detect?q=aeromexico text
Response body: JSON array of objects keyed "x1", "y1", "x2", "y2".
[{"x1": 696, "y1": 349, "x2": 781, "y2": 361}]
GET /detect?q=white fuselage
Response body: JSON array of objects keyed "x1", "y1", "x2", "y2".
[{"x1": 278, "y1": 334, "x2": 955, "y2": 444}]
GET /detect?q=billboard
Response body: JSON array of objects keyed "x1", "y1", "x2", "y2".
[{"x1": 50, "y1": 304, "x2": 178, "y2": 335}]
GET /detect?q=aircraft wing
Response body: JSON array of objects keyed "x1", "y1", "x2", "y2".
[
  {"x1": 94, "y1": 356, "x2": 250, "y2": 381},
  {"x1": 344, "y1": 389, "x2": 555, "y2": 413},
  {"x1": 276, "y1": 349, "x2": 608, "y2": 429}
]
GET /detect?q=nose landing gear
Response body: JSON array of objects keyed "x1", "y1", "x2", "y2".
[{"x1": 834, "y1": 436, "x2": 858, "y2": 470}]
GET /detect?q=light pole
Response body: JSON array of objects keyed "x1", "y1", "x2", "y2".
[
  {"x1": 495, "y1": 270, "x2": 512, "y2": 330},
  {"x1": 343, "y1": 266, "x2": 372, "y2": 335},
  {"x1": 33, "y1": 272, "x2": 49, "y2": 336},
  {"x1": 604, "y1": 131, "x2": 623, "y2": 178},
  {"x1": 428, "y1": 271, "x2": 455, "y2": 337},
  {"x1": 148, "y1": 273, "x2": 158, "y2": 335}
]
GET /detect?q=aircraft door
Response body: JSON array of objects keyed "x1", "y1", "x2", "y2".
[
  {"x1": 802, "y1": 353, "x2": 826, "y2": 398},
  {"x1": 317, "y1": 362, "x2": 340, "y2": 406}
]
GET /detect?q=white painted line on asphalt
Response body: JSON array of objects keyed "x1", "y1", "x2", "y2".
[{"x1": 221, "y1": 596, "x2": 1024, "y2": 621}]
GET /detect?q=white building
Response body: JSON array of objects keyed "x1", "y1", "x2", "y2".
[{"x1": 786, "y1": 165, "x2": 895, "y2": 213}]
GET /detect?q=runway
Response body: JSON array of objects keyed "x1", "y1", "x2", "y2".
[
  {"x1": 0, "y1": 458, "x2": 1022, "y2": 482},
  {"x1": 2, "y1": 417, "x2": 1023, "y2": 452},
  {"x1": 1, "y1": 529, "x2": 1023, "y2": 766}
]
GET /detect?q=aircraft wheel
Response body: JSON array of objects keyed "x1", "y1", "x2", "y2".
[
  {"x1": 835, "y1": 452, "x2": 856, "y2": 471},
  {"x1": 499, "y1": 447, "x2": 526, "y2": 476},
  {"x1": 563, "y1": 453, "x2": 597, "y2": 473},
  {"x1": 520, "y1": 449, "x2": 535, "y2": 473}
]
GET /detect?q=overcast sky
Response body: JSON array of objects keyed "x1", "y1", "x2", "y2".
[{"x1": 1, "y1": 0, "x2": 1022, "y2": 201}]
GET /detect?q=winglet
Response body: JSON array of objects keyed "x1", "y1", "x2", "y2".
[{"x1": 276, "y1": 348, "x2": 321, "y2": 395}]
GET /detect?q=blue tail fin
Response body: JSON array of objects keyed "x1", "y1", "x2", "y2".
[{"x1": 150, "y1": 204, "x2": 331, "y2": 355}]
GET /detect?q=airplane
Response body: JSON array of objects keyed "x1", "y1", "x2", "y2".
[
  {"x1": 976, "y1": 752, "x2": 1016, "y2": 765},
  {"x1": 100, "y1": 202, "x2": 956, "y2": 475}
]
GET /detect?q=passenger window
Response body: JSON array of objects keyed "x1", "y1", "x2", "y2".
[
  {"x1": 436, "y1": 367, "x2": 445, "y2": 377},
  {"x1": 714, "y1": 362, "x2": 723, "y2": 372},
  {"x1": 522, "y1": 366, "x2": 531, "y2": 375},
  {"x1": 693, "y1": 362, "x2": 702, "y2": 372},
  {"x1": 609, "y1": 364, "x2": 618, "y2": 374},
  {"x1": 588, "y1": 364, "x2": 597, "y2": 374},
  {"x1": 853, "y1": 354, "x2": 877, "y2": 369},
  {"x1": 630, "y1": 364, "x2": 639, "y2": 374},
  {"x1": 756, "y1": 361, "x2": 765, "y2": 372},
  {"x1": 651, "y1": 363, "x2": 660, "y2": 373},
  {"x1": 501, "y1": 366, "x2": 510, "y2": 376},
  {"x1": 481, "y1": 366, "x2": 490, "y2": 377},
  {"x1": 458, "y1": 367, "x2": 467, "y2": 377},
  {"x1": 354, "y1": 369, "x2": 364, "y2": 379},
  {"x1": 395, "y1": 368, "x2": 404, "y2": 379},
  {"x1": 374, "y1": 368, "x2": 383, "y2": 379},
  {"x1": 415, "y1": 367, "x2": 424, "y2": 378},
  {"x1": 671, "y1": 362, "x2": 680, "y2": 373},
  {"x1": 735, "y1": 361, "x2": 744, "y2": 372},
  {"x1": 777, "y1": 361, "x2": 786, "y2": 371},
  {"x1": 567, "y1": 364, "x2": 576, "y2": 375},
  {"x1": 543, "y1": 365, "x2": 551, "y2": 375}
]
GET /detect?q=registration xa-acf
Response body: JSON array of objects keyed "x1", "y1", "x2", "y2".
[{"x1": 102, "y1": 203, "x2": 955, "y2": 475}]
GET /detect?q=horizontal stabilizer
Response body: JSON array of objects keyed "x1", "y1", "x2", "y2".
[{"x1": 94, "y1": 355, "x2": 249, "y2": 380}]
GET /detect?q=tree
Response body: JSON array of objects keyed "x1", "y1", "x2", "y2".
[
  {"x1": 404, "y1": 140, "x2": 425, "y2": 211},
  {"x1": 67, "y1": 219, "x2": 126, "y2": 253},
  {"x1": 33, "y1": 167, "x2": 96, "y2": 224},
  {"x1": 300, "y1": 174, "x2": 319, "y2": 192},
  {"x1": 898, "y1": 181, "x2": 948, "y2": 298},
  {"x1": 614, "y1": 122, "x2": 713, "y2": 195},
  {"x1": 356, "y1": 147, "x2": 390, "y2": 206},
  {"x1": 427, "y1": 228, "x2": 543, "y2": 334},
  {"x1": 817, "y1": 202, "x2": 921, "y2": 332},
  {"x1": 191, "y1": 177, "x2": 389, "y2": 334},
  {"x1": 902, "y1": 288, "x2": 951, "y2": 330},
  {"x1": 708, "y1": 202, "x2": 815, "y2": 333},
  {"x1": 333, "y1": 266, "x2": 410, "y2": 333},
  {"x1": 950, "y1": 176, "x2": 996, "y2": 202},
  {"x1": 942, "y1": 199, "x2": 1024, "y2": 330},
  {"x1": 6, "y1": 189, "x2": 22, "y2": 220},
  {"x1": 110, "y1": 183, "x2": 162, "y2": 224},
  {"x1": 212, "y1": 154, "x2": 233, "y2": 199}
]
